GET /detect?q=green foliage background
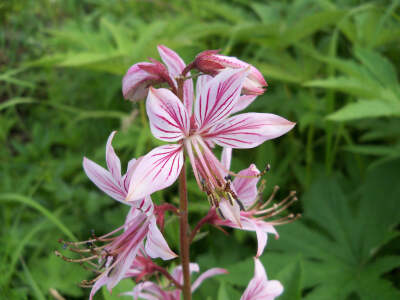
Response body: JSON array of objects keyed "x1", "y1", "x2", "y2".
[{"x1": 1, "y1": 0, "x2": 400, "y2": 299}]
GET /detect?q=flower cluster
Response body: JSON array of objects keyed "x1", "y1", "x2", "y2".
[{"x1": 57, "y1": 45, "x2": 296, "y2": 299}]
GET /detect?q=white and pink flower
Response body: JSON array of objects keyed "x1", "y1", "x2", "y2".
[
  {"x1": 241, "y1": 258, "x2": 283, "y2": 300},
  {"x1": 194, "y1": 50, "x2": 267, "y2": 95},
  {"x1": 124, "y1": 47, "x2": 295, "y2": 222},
  {"x1": 67, "y1": 131, "x2": 178, "y2": 299},
  {"x1": 125, "y1": 263, "x2": 227, "y2": 300}
]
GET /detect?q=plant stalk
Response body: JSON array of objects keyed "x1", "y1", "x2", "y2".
[{"x1": 179, "y1": 163, "x2": 192, "y2": 300}]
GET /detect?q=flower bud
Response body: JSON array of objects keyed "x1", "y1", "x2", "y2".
[
  {"x1": 194, "y1": 50, "x2": 267, "y2": 95},
  {"x1": 122, "y1": 61, "x2": 170, "y2": 101}
]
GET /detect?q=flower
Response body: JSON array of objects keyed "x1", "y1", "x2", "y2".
[
  {"x1": 124, "y1": 263, "x2": 227, "y2": 300},
  {"x1": 208, "y1": 148, "x2": 299, "y2": 257},
  {"x1": 124, "y1": 49, "x2": 295, "y2": 218},
  {"x1": 194, "y1": 50, "x2": 267, "y2": 95},
  {"x1": 57, "y1": 206, "x2": 177, "y2": 300},
  {"x1": 122, "y1": 45, "x2": 194, "y2": 113},
  {"x1": 241, "y1": 258, "x2": 283, "y2": 300},
  {"x1": 61, "y1": 131, "x2": 177, "y2": 299}
]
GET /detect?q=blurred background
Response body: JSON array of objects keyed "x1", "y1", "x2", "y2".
[{"x1": 1, "y1": 0, "x2": 400, "y2": 299}]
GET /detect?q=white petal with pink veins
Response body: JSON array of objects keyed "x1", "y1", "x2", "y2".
[
  {"x1": 83, "y1": 157, "x2": 125, "y2": 202},
  {"x1": 147, "y1": 87, "x2": 190, "y2": 142},
  {"x1": 126, "y1": 144, "x2": 183, "y2": 202},
  {"x1": 191, "y1": 268, "x2": 228, "y2": 292},
  {"x1": 195, "y1": 68, "x2": 248, "y2": 130},
  {"x1": 145, "y1": 217, "x2": 178, "y2": 260},
  {"x1": 207, "y1": 112, "x2": 295, "y2": 149},
  {"x1": 241, "y1": 258, "x2": 283, "y2": 300},
  {"x1": 233, "y1": 164, "x2": 260, "y2": 209},
  {"x1": 158, "y1": 45, "x2": 194, "y2": 114},
  {"x1": 105, "y1": 131, "x2": 122, "y2": 184}
]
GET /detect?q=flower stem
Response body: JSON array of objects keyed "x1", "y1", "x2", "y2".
[{"x1": 179, "y1": 162, "x2": 192, "y2": 300}]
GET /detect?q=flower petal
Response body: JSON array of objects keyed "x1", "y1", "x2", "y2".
[
  {"x1": 158, "y1": 45, "x2": 194, "y2": 114},
  {"x1": 122, "y1": 62, "x2": 163, "y2": 101},
  {"x1": 221, "y1": 147, "x2": 232, "y2": 171},
  {"x1": 146, "y1": 87, "x2": 190, "y2": 142},
  {"x1": 145, "y1": 217, "x2": 177, "y2": 260},
  {"x1": 195, "y1": 68, "x2": 249, "y2": 130},
  {"x1": 106, "y1": 131, "x2": 122, "y2": 184},
  {"x1": 191, "y1": 268, "x2": 228, "y2": 292},
  {"x1": 122, "y1": 158, "x2": 138, "y2": 193},
  {"x1": 219, "y1": 198, "x2": 242, "y2": 228},
  {"x1": 232, "y1": 164, "x2": 260, "y2": 208},
  {"x1": 83, "y1": 157, "x2": 126, "y2": 202},
  {"x1": 126, "y1": 144, "x2": 183, "y2": 202},
  {"x1": 172, "y1": 263, "x2": 200, "y2": 285},
  {"x1": 206, "y1": 112, "x2": 295, "y2": 149},
  {"x1": 231, "y1": 95, "x2": 258, "y2": 114},
  {"x1": 196, "y1": 74, "x2": 213, "y2": 94},
  {"x1": 241, "y1": 259, "x2": 283, "y2": 300}
]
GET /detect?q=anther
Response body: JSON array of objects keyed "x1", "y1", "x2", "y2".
[
  {"x1": 235, "y1": 198, "x2": 245, "y2": 211},
  {"x1": 224, "y1": 175, "x2": 232, "y2": 182},
  {"x1": 217, "y1": 207, "x2": 225, "y2": 220}
]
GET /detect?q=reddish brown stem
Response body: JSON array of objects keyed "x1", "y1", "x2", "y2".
[{"x1": 179, "y1": 163, "x2": 191, "y2": 300}]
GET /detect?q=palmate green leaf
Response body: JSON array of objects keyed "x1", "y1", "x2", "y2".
[
  {"x1": 276, "y1": 260, "x2": 303, "y2": 300},
  {"x1": 268, "y1": 158, "x2": 400, "y2": 299},
  {"x1": 327, "y1": 99, "x2": 400, "y2": 121},
  {"x1": 281, "y1": 10, "x2": 346, "y2": 47},
  {"x1": 354, "y1": 47, "x2": 398, "y2": 88}
]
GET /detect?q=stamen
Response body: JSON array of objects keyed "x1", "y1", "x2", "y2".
[
  {"x1": 54, "y1": 250, "x2": 98, "y2": 263},
  {"x1": 257, "y1": 195, "x2": 298, "y2": 217},
  {"x1": 234, "y1": 197, "x2": 245, "y2": 211},
  {"x1": 259, "y1": 185, "x2": 280, "y2": 209},
  {"x1": 217, "y1": 207, "x2": 225, "y2": 220},
  {"x1": 269, "y1": 213, "x2": 302, "y2": 225}
]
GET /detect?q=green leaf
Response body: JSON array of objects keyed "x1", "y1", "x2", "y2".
[
  {"x1": 327, "y1": 99, "x2": 400, "y2": 121},
  {"x1": 277, "y1": 260, "x2": 303, "y2": 300},
  {"x1": 102, "y1": 279, "x2": 135, "y2": 300},
  {"x1": 0, "y1": 97, "x2": 36, "y2": 111},
  {"x1": 268, "y1": 159, "x2": 400, "y2": 299},
  {"x1": 217, "y1": 282, "x2": 230, "y2": 300},
  {"x1": 0, "y1": 194, "x2": 77, "y2": 241},
  {"x1": 354, "y1": 47, "x2": 398, "y2": 88}
]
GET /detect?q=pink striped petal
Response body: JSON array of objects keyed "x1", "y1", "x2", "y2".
[
  {"x1": 233, "y1": 164, "x2": 260, "y2": 209},
  {"x1": 127, "y1": 282, "x2": 167, "y2": 300},
  {"x1": 122, "y1": 62, "x2": 164, "y2": 101},
  {"x1": 221, "y1": 147, "x2": 232, "y2": 171},
  {"x1": 83, "y1": 157, "x2": 125, "y2": 202},
  {"x1": 219, "y1": 198, "x2": 242, "y2": 227},
  {"x1": 231, "y1": 95, "x2": 258, "y2": 114},
  {"x1": 106, "y1": 131, "x2": 122, "y2": 184},
  {"x1": 196, "y1": 74, "x2": 213, "y2": 94},
  {"x1": 195, "y1": 68, "x2": 249, "y2": 130},
  {"x1": 191, "y1": 268, "x2": 228, "y2": 292},
  {"x1": 126, "y1": 144, "x2": 183, "y2": 202},
  {"x1": 122, "y1": 158, "x2": 138, "y2": 193},
  {"x1": 172, "y1": 263, "x2": 200, "y2": 285},
  {"x1": 241, "y1": 258, "x2": 283, "y2": 300},
  {"x1": 241, "y1": 217, "x2": 268, "y2": 258},
  {"x1": 158, "y1": 45, "x2": 194, "y2": 114},
  {"x1": 206, "y1": 113, "x2": 295, "y2": 149},
  {"x1": 146, "y1": 87, "x2": 190, "y2": 141},
  {"x1": 145, "y1": 217, "x2": 178, "y2": 260}
]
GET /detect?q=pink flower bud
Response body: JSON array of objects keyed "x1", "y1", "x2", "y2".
[
  {"x1": 122, "y1": 61, "x2": 170, "y2": 101},
  {"x1": 194, "y1": 50, "x2": 268, "y2": 95}
]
